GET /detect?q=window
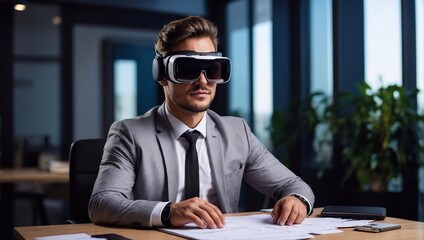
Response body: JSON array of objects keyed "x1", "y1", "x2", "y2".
[
  {"x1": 310, "y1": 0, "x2": 333, "y2": 167},
  {"x1": 310, "y1": 0, "x2": 333, "y2": 95},
  {"x1": 227, "y1": 0, "x2": 250, "y2": 121},
  {"x1": 253, "y1": 0, "x2": 273, "y2": 145},
  {"x1": 114, "y1": 59, "x2": 137, "y2": 121},
  {"x1": 364, "y1": 0, "x2": 402, "y2": 89},
  {"x1": 227, "y1": 0, "x2": 273, "y2": 145}
]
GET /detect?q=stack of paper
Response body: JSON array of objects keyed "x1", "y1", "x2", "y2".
[{"x1": 160, "y1": 214, "x2": 372, "y2": 240}]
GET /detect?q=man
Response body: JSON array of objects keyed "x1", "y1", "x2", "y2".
[{"x1": 89, "y1": 16, "x2": 314, "y2": 229}]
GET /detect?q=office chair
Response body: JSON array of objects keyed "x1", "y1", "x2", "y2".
[{"x1": 68, "y1": 138, "x2": 105, "y2": 223}]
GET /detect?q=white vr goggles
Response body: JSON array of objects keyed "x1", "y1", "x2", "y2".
[{"x1": 152, "y1": 51, "x2": 232, "y2": 84}]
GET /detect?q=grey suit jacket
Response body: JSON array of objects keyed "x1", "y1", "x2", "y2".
[{"x1": 88, "y1": 104, "x2": 315, "y2": 227}]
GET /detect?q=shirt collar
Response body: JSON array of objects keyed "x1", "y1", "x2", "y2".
[{"x1": 164, "y1": 106, "x2": 207, "y2": 139}]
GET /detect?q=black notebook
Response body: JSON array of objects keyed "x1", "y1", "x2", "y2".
[
  {"x1": 92, "y1": 233, "x2": 131, "y2": 240},
  {"x1": 321, "y1": 205, "x2": 386, "y2": 220}
]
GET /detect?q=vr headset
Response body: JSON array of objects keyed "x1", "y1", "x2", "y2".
[{"x1": 152, "y1": 51, "x2": 232, "y2": 84}]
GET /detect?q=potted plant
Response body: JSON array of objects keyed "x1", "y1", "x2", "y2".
[
  {"x1": 326, "y1": 83, "x2": 424, "y2": 191},
  {"x1": 269, "y1": 83, "x2": 424, "y2": 191}
]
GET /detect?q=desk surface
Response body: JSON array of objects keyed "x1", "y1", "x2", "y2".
[
  {"x1": 0, "y1": 167, "x2": 68, "y2": 183},
  {"x1": 14, "y1": 209, "x2": 424, "y2": 240}
]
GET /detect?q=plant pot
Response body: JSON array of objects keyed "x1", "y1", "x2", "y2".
[{"x1": 370, "y1": 177, "x2": 388, "y2": 192}]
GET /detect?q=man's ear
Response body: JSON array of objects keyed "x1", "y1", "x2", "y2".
[{"x1": 158, "y1": 79, "x2": 168, "y2": 86}]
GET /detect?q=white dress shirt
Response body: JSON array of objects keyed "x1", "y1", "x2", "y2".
[{"x1": 150, "y1": 107, "x2": 219, "y2": 226}]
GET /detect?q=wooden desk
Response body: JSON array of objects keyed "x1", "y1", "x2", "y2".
[
  {"x1": 14, "y1": 223, "x2": 183, "y2": 240},
  {"x1": 14, "y1": 209, "x2": 424, "y2": 240}
]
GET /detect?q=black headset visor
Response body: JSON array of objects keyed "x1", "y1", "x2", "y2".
[{"x1": 164, "y1": 51, "x2": 231, "y2": 84}]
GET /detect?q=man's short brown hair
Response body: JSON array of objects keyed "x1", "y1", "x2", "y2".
[{"x1": 155, "y1": 16, "x2": 218, "y2": 56}]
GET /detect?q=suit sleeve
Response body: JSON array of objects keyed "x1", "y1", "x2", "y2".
[
  {"x1": 240, "y1": 119, "x2": 315, "y2": 211},
  {"x1": 88, "y1": 120, "x2": 160, "y2": 227}
]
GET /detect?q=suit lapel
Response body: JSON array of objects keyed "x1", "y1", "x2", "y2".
[
  {"x1": 206, "y1": 114, "x2": 231, "y2": 212},
  {"x1": 156, "y1": 104, "x2": 179, "y2": 202}
]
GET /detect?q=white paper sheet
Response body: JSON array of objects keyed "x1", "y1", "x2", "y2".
[
  {"x1": 159, "y1": 214, "x2": 373, "y2": 240},
  {"x1": 35, "y1": 233, "x2": 104, "y2": 240}
]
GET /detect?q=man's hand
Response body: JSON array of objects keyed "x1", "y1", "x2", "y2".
[
  {"x1": 169, "y1": 197, "x2": 225, "y2": 229},
  {"x1": 271, "y1": 195, "x2": 307, "y2": 226}
]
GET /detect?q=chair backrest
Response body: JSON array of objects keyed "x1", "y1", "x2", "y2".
[{"x1": 69, "y1": 138, "x2": 105, "y2": 223}]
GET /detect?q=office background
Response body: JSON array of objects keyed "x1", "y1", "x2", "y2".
[{"x1": 0, "y1": 0, "x2": 423, "y2": 231}]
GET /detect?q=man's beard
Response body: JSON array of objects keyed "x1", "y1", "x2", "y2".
[
  {"x1": 177, "y1": 101, "x2": 211, "y2": 113},
  {"x1": 176, "y1": 94, "x2": 214, "y2": 112},
  {"x1": 176, "y1": 86, "x2": 214, "y2": 113}
]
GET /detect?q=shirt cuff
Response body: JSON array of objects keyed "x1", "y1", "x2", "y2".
[
  {"x1": 150, "y1": 202, "x2": 171, "y2": 227},
  {"x1": 289, "y1": 193, "x2": 313, "y2": 216}
]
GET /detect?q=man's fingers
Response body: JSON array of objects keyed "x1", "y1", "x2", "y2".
[
  {"x1": 277, "y1": 204, "x2": 291, "y2": 225},
  {"x1": 198, "y1": 202, "x2": 225, "y2": 228},
  {"x1": 171, "y1": 198, "x2": 225, "y2": 229},
  {"x1": 188, "y1": 212, "x2": 208, "y2": 229},
  {"x1": 194, "y1": 208, "x2": 218, "y2": 228},
  {"x1": 285, "y1": 205, "x2": 299, "y2": 225},
  {"x1": 293, "y1": 210, "x2": 306, "y2": 224},
  {"x1": 205, "y1": 201, "x2": 225, "y2": 225},
  {"x1": 272, "y1": 202, "x2": 291, "y2": 225},
  {"x1": 271, "y1": 204, "x2": 281, "y2": 224},
  {"x1": 272, "y1": 195, "x2": 308, "y2": 225}
]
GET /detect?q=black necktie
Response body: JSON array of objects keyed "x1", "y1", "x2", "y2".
[{"x1": 181, "y1": 130, "x2": 200, "y2": 199}]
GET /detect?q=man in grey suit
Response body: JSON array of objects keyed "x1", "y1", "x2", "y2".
[{"x1": 89, "y1": 16, "x2": 314, "y2": 229}]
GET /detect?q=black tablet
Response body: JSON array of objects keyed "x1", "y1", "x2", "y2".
[
  {"x1": 92, "y1": 233, "x2": 131, "y2": 240},
  {"x1": 321, "y1": 205, "x2": 386, "y2": 220}
]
